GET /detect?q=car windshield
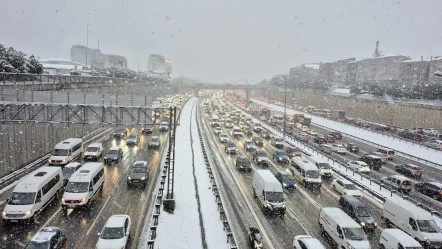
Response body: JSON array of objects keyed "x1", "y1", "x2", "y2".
[
  {"x1": 86, "y1": 147, "x2": 99, "y2": 152},
  {"x1": 101, "y1": 227, "x2": 124, "y2": 239},
  {"x1": 355, "y1": 207, "x2": 371, "y2": 217},
  {"x1": 342, "y1": 227, "x2": 366, "y2": 241},
  {"x1": 344, "y1": 184, "x2": 358, "y2": 190},
  {"x1": 65, "y1": 182, "x2": 89, "y2": 193},
  {"x1": 8, "y1": 192, "x2": 36, "y2": 205},
  {"x1": 266, "y1": 191, "x2": 284, "y2": 202},
  {"x1": 131, "y1": 166, "x2": 147, "y2": 173},
  {"x1": 107, "y1": 150, "x2": 118, "y2": 155},
  {"x1": 280, "y1": 174, "x2": 291, "y2": 181},
  {"x1": 318, "y1": 163, "x2": 331, "y2": 169},
  {"x1": 275, "y1": 151, "x2": 285, "y2": 156},
  {"x1": 63, "y1": 167, "x2": 77, "y2": 178},
  {"x1": 52, "y1": 149, "x2": 69, "y2": 156},
  {"x1": 275, "y1": 138, "x2": 283, "y2": 142},
  {"x1": 25, "y1": 241, "x2": 50, "y2": 249},
  {"x1": 115, "y1": 129, "x2": 125, "y2": 133},
  {"x1": 150, "y1": 137, "x2": 159, "y2": 142},
  {"x1": 417, "y1": 220, "x2": 440, "y2": 233},
  {"x1": 128, "y1": 135, "x2": 137, "y2": 139},
  {"x1": 306, "y1": 170, "x2": 320, "y2": 178}
]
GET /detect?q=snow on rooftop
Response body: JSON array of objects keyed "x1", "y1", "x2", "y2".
[{"x1": 154, "y1": 97, "x2": 229, "y2": 249}]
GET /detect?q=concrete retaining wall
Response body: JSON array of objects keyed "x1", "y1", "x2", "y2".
[
  {"x1": 259, "y1": 90, "x2": 442, "y2": 131},
  {"x1": 0, "y1": 123, "x2": 100, "y2": 178}
]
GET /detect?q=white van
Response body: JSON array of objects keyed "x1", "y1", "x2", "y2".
[
  {"x1": 252, "y1": 170, "x2": 286, "y2": 215},
  {"x1": 290, "y1": 156, "x2": 322, "y2": 189},
  {"x1": 319, "y1": 207, "x2": 370, "y2": 249},
  {"x1": 62, "y1": 162, "x2": 104, "y2": 214},
  {"x1": 83, "y1": 143, "x2": 103, "y2": 161},
  {"x1": 48, "y1": 138, "x2": 83, "y2": 166},
  {"x1": 308, "y1": 158, "x2": 333, "y2": 179},
  {"x1": 2, "y1": 166, "x2": 63, "y2": 224},
  {"x1": 382, "y1": 197, "x2": 442, "y2": 248},
  {"x1": 379, "y1": 229, "x2": 422, "y2": 249},
  {"x1": 380, "y1": 174, "x2": 413, "y2": 193}
]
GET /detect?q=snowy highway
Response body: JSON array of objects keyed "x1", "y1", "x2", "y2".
[{"x1": 1, "y1": 94, "x2": 442, "y2": 249}]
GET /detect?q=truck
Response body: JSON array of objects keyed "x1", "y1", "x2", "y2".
[
  {"x1": 293, "y1": 114, "x2": 311, "y2": 127},
  {"x1": 252, "y1": 170, "x2": 286, "y2": 215}
]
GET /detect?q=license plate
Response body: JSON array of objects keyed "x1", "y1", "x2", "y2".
[
  {"x1": 67, "y1": 204, "x2": 77, "y2": 208},
  {"x1": 10, "y1": 219, "x2": 18, "y2": 222}
]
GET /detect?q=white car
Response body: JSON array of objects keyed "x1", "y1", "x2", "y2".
[
  {"x1": 330, "y1": 143, "x2": 347, "y2": 154},
  {"x1": 331, "y1": 179, "x2": 362, "y2": 198},
  {"x1": 126, "y1": 133, "x2": 140, "y2": 145},
  {"x1": 214, "y1": 127, "x2": 222, "y2": 135},
  {"x1": 424, "y1": 140, "x2": 442, "y2": 150},
  {"x1": 306, "y1": 129, "x2": 318, "y2": 136},
  {"x1": 300, "y1": 126, "x2": 309, "y2": 132},
  {"x1": 293, "y1": 235, "x2": 326, "y2": 249},
  {"x1": 159, "y1": 121, "x2": 169, "y2": 131},
  {"x1": 347, "y1": 161, "x2": 371, "y2": 173},
  {"x1": 218, "y1": 133, "x2": 229, "y2": 143},
  {"x1": 96, "y1": 215, "x2": 131, "y2": 249}
]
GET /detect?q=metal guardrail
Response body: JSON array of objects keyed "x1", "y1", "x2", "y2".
[
  {"x1": 231, "y1": 100, "x2": 442, "y2": 219},
  {"x1": 0, "y1": 72, "x2": 136, "y2": 85},
  {"x1": 0, "y1": 127, "x2": 110, "y2": 190},
  {"x1": 196, "y1": 102, "x2": 238, "y2": 248}
]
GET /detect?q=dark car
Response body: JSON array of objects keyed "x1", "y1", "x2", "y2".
[
  {"x1": 284, "y1": 127, "x2": 294, "y2": 136},
  {"x1": 252, "y1": 150, "x2": 269, "y2": 167},
  {"x1": 314, "y1": 136, "x2": 327, "y2": 144},
  {"x1": 399, "y1": 130, "x2": 424, "y2": 141},
  {"x1": 344, "y1": 143, "x2": 359, "y2": 153},
  {"x1": 285, "y1": 146, "x2": 302, "y2": 158},
  {"x1": 339, "y1": 196, "x2": 377, "y2": 232},
  {"x1": 261, "y1": 131, "x2": 271, "y2": 140},
  {"x1": 415, "y1": 182, "x2": 442, "y2": 200},
  {"x1": 329, "y1": 131, "x2": 342, "y2": 140},
  {"x1": 62, "y1": 162, "x2": 82, "y2": 186},
  {"x1": 236, "y1": 156, "x2": 252, "y2": 172},
  {"x1": 113, "y1": 128, "x2": 128, "y2": 138},
  {"x1": 141, "y1": 125, "x2": 155, "y2": 134},
  {"x1": 24, "y1": 227, "x2": 66, "y2": 249},
  {"x1": 127, "y1": 161, "x2": 149, "y2": 188},
  {"x1": 252, "y1": 136, "x2": 264, "y2": 147},
  {"x1": 325, "y1": 135, "x2": 336, "y2": 143},
  {"x1": 104, "y1": 147, "x2": 123, "y2": 164},
  {"x1": 272, "y1": 150, "x2": 289, "y2": 164},
  {"x1": 275, "y1": 171, "x2": 296, "y2": 191},
  {"x1": 225, "y1": 142, "x2": 238, "y2": 154},
  {"x1": 359, "y1": 155, "x2": 382, "y2": 170},
  {"x1": 395, "y1": 163, "x2": 423, "y2": 179}
]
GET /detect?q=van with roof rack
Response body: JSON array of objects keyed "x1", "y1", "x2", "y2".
[{"x1": 2, "y1": 166, "x2": 63, "y2": 224}]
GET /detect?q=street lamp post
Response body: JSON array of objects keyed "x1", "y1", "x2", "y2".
[{"x1": 283, "y1": 82, "x2": 287, "y2": 140}]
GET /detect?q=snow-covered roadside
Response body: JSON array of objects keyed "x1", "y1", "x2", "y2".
[
  {"x1": 252, "y1": 99, "x2": 442, "y2": 166},
  {"x1": 154, "y1": 97, "x2": 229, "y2": 249}
]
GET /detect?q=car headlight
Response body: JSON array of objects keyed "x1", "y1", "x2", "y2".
[
  {"x1": 104, "y1": 157, "x2": 108, "y2": 160},
  {"x1": 266, "y1": 203, "x2": 272, "y2": 208},
  {"x1": 25, "y1": 210, "x2": 31, "y2": 215},
  {"x1": 141, "y1": 177, "x2": 146, "y2": 180},
  {"x1": 62, "y1": 198, "x2": 65, "y2": 202},
  {"x1": 360, "y1": 222, "x2": 365, "y2": 226},
  {"x1": 423, "y1": 236, "x2": 428, "y2": 240},
  {"x1": 282, "y1": 183, "x2": 287, "y2": 187},
  {"x1": 81, "y1": 198, "x2": 86, "y2": 202},
  {"x1": 128, "y1": 177, "x2": 131, "y2": 180},
  {"x1": 347, "y1": 243, "x2": 354, "y2": 249},
  {"x1": 374, "y1": 222, "x2": 378, "y2": 227},
  {"x1": 282, "y1": 204, "x2": 286, "y2": 209}
]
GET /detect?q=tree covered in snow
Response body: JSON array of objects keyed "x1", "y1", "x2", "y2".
[{"x1": 0, "y1": 44, "x2": 43, "y2": 74}]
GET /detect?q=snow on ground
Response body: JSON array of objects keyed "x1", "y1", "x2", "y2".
[
  {"x1": 155, "y1": 97, "x2": 229, "y2": 249},
  {"x1": 252, "y1": 99, "x2": 442, "y2": 165},
  {"x1": 233, "y1": 103, "x2": 442, "y2": 227}
]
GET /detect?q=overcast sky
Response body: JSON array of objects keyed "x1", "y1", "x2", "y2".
[{"x1": 2, "y1": 0, "x2": 441, "y2": 82}]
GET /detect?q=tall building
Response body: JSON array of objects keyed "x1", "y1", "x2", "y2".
[
  {"x1": 70, "y1": 45, "x2": 127, "y2": 69},
  {"x1": 147, "y1": 54, "x2": 166, "y2": 73}
]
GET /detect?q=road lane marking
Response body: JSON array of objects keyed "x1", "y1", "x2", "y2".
[{"x1": 86, "y1": 195, "x2": 111, "y2": 236}]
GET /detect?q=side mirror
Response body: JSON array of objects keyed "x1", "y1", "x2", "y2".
[
  {"x1": 6, "y1": 198, "x2": 9, "y2": 203},
  {"x1": 36, "y1": 198, "x2": 41, "y2": 203},
  {"x1": 89, "y1": 186, "x2": 94, "y2": 192},
  {"x1": 339, "y1": 234, "x2": 343, "y2": 239}
]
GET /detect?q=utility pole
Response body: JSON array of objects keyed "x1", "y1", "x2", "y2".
[
  {"x1": 86, "y1": 21, "x2": 89, "y2": 68},
  {"x1": 283, "y1": 82, "x2": 287, "y2": 140}
]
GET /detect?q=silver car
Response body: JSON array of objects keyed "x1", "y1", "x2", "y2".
[
  {"x1": 148, "y1": 136, "x2": 161, "y2": 149},
  {"x1": 127, "y1": 133, "x2": 140, "y2": 145}
]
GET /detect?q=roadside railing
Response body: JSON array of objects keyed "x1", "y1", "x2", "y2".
[
  {"x1": 0, "y1": 127, "x2": 111, "y2": 190},
  {"x1": 0, "y1": 72, "x2": 137, "y2": 85},
  {"x1": 230, "y1": 99, "x2": 442, "y2": 220}
]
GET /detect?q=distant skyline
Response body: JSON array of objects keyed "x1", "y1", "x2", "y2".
[{"x1": 1, "y1": 0, "x2": 442, "y2": 82}]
